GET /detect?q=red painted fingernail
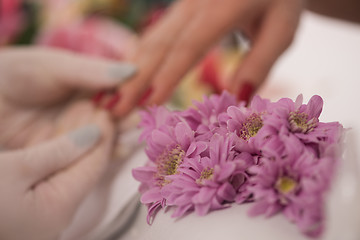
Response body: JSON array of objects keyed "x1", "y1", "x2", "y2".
[
  {"x1": 138, "y1": 87, "x2": 153, "y2": 106},
  {"x1": 105, "y1": 93, "x2": 121, "y2": 110},
  {"x1": 92, "y1": 91, "x2": 105, "y2": 105},
  {"x1": 200, "y1": 54, "x2": 221, "y2": 93},
  {"x1": 237, "y1": 81, "x2": 255, "y2": 104}
]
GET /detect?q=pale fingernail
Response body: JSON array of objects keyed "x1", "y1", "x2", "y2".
[
  {"x1": 108, "y1": 63, "x2": 137, "y2": 84},
  {"x1": 68, "y1": 124, "x2": 101, "y2": 148}
]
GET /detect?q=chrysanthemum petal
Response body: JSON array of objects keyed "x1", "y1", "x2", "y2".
[
  {"x1": 132, "y1": 166, "x2": 156, "y2": 182},
  {"x1": 192, "y1": 187, "x2": 217, "y2": 204},
  {"x1": 295, "y1": 94, "x2": 303, "y2": 109},
  {"x1": 141, "y1": 188, "x2": 162, "y2": 204},
  {"x1": 152, "y1": 129, "x2": 175, "y2": 147},
  {"x1": 306, "y1": 95, "x2": 323, "y2": 119},
  {"x1": 250, "y1": 95, "x2": 270, "y2": 112},
  {"x1": 172, "y1": 204, "x2": 193, "y2": 218},
  {"x1": 216, "y1": 162, "x2": 236, "y2": 182},
  {"x1": 147, "y1": 201, "x2": 162, "y2": 225},
  {"x1": 195, "y1": 202, "x2": 212, "y2": 216},
  {"x1": 217, "y1": 182, "x2": 236, "y2": 201},
  {"x1": 248, "y1": 200, "x2": 271, "y2": 217},
  {"x1": 175, "y1": 122, "x2": 193, "y2": 149}
]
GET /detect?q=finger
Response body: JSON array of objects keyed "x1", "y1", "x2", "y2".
[
  {"x1": 24, "y1": 101, "x2": 97, "y2": 147},
  {"x1": 227, "y1": 1, "x2": 302, "y2": 99},
  {"x1": 147, "y1": 1, "x2": 248, "y2": 105},
  {"x1": 37, "y1": 109, "x2": 114, "y2": 208},
  {"x1": 0, "y1": 47, "x2": 137, "y2": 98},
  {"x1": 4, "y1": 124, "x2": 101, "y2": 189},
  {"x1": 58, "y1": 51, "x2": 137, "y2": 90},
  {"x1": 112, "y1": 0, "x2": 197, "y2": 117},
  {"x1": 55, "y1": 100, "x2": 97, "y2": 135}
]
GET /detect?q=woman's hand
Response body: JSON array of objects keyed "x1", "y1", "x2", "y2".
[
  {"x1": 111, "y1": 0, "x2": 304, "y2": 117},
  {"x1": 0, "y1": 121, "x2": 113, "y2": 240},
  {"x1": 0, "y1": 47, "x2": 135, "y2": 148},
  {"x1": 0, "y1": 47, "x2": 136, "y2": 239}
]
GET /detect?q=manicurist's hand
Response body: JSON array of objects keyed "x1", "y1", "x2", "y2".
[{"x1": 111, "y1": 0, "x2": 304, "y2": 117}]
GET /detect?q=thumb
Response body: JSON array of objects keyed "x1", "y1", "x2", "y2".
[
  {"x1": 53, "y1": 49, "x2": 137, "y2": 91},
  {"x1": 6, "y1": 124, "x2": 101, "y2": 189}
]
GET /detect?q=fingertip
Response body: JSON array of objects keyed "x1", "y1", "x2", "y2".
[
  {"x1": 110, "y1": 84, "x2": 156, "y2": 117},
  {"x1": 146, "y1": 88, "x2": 170, "y2": 107},
  {"x1": 111, "y1": 106, "x2": 133, "y2": 119},
  {"x1": 111, "y1": 94, "x2": 136, "y2": 119},
  {"x1": 104, "y1": 92, "x2": 121, "y2": 110},
  {"x1": 92, "y1": 91, "x2": 105, "y2": 105},
  {"x1": 138, "y1": 87, "x2": 153, "y2": 106},
  {"x1": 236, "y1": 80, "x2": 255, "y2": 104}
]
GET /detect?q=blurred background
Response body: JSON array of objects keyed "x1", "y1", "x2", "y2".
[{"x1": 0, "y1": 0, "x2": 248, "y2": 109}]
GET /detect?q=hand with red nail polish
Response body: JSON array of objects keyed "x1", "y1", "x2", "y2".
[
  {"x1": 105, "y1": 93, "x2": 121, "y2": 110},
  {"x1": 92, "y1": 91, "x2": 106, "y2": 105},
  {"x1": 111, "y1": 0, "x2": 304, "y2": 118},
  {"x1": 138, "y1": 87, "x2": 153, "y2": 106}
]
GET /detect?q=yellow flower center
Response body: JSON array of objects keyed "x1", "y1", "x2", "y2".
[
  {"x1": 275, "y1": 176, "x2": 297, "y2": 195},
  {"x1": 289, "y1": 111, "x2": 316, "y2": 133},
  {"x1": 197, "y1": 167, "x2": 214, "y2": 185},
  {"x1": 156, "y1": 145, "x2": 185, "y2": 186},
  {"x1": 240, "y1": 113, "x2": 263, "y2": 141}
]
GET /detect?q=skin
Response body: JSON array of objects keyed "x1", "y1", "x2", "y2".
[
  {"x1": 110, "y1": 0, "x2": 304, "y2": 117},
  {"x1": 0, "y1": 47, "x2": 134, "y2": 239},
  {"x1": 0, "y1": 47, "x2": 136, "y2": 147}
]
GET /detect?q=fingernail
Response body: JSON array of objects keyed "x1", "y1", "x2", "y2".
[
  {"x1": 92, "y1": 91, "x2": 105, "y2": 105},
  {"x1": 237, "y1": 81, "x2": 255, "y2": 104},
  {"x1": 105, "y1": 92, "x2": 121, "y2": 110},
  {"x1": 138, "y1": 87, "x2": 153, "y2": 106},
  {"x1": 108, "y1": 63, "x2": 137, "y2": 84},
  {"x1": 69, "y1": 124, "x2": 101, "y2": 148}
]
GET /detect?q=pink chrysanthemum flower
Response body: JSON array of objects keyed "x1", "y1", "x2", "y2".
[
  {"x1": 138, "y1": 106, "x2": 181, "y2": 142},
  {"x1": 181, "y1": 91, "x2": 238, "y2": 140},
  {"x1": 161, "y1": 134, "x2": 255, "y2": 218},
  {"x1": 225, "y1": 95, "x2": 271, "y2": 153},
  {"x1": 248, "y1": 133, "x2": 336, "y2": 237},
  {"x1": 132, "y1": 121, "x2": 206, "y2": 223},
  {"x1": 266, "y1": 94, "x2": 342, "y2": 145}
]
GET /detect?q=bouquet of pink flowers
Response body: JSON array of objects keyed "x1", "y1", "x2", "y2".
[{"x1": 132, "y1": 92, "x2": 343, "y2": 238}]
